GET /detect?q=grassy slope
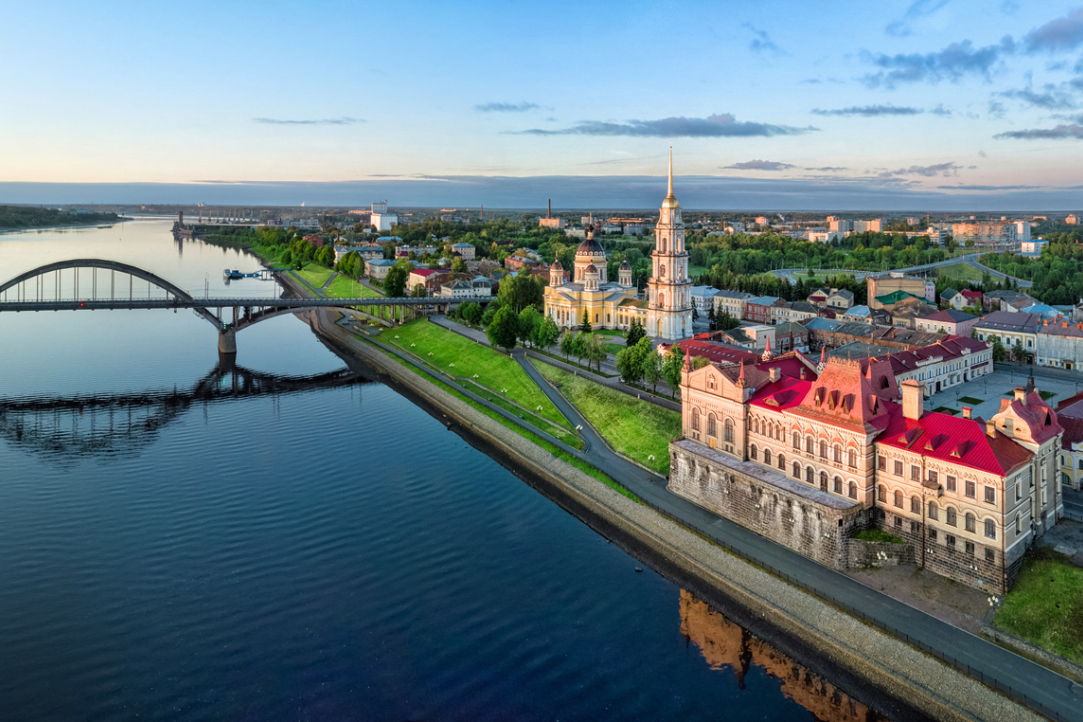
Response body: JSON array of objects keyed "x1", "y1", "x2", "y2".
[
  {"x1": 994, "y1": 547, "x2": 1083, "y2": 665},
  {"x1": 534, "y1": 362, "x2": 681, "y2": 474},
  {"x1": 382, "y1": 320, "x2": 571, "y2": 430},
  {"x1": 324, "y1": 275, "x2": 383, "y2": 299},
  {"x1": 296, "y1": 264, "x2": 335, "y2": 289},
  {"x1": 937, "y1": 261, "x2": 985, "y2": 283}
]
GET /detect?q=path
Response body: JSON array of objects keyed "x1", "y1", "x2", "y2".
[
  {"x1": 317, "y1": 271, "x2": 339, "y2": 292},
  {"x1": 965, "y1": 257, "x2": 1034, "y2": 288}
]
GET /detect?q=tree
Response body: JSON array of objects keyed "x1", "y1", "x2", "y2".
[
  {"x1": 560, "y1": 329, "x2": 574, "y2": 360},
  {"x1": 626, "y1": 318, "x2": 645, "y2": 346},
  {"x1": 385, "y1": 265, "x2": 408, "y2": 297},
  {"x1": 991, "y1": 335, "x2": 1007, "y2": 362},
  {"x1": 518, "y1": 306, "x2": 540, "y2": 347},
  {"x1": 534, "y1": 316, "x2": 559, "y2": 350},
  {"x1": 585, "y1": 332, "x2": 607, "y2": 372},
  {"x1": 460, "y1": 302, "x2": 483, "y2": 325},
  {"x1": 1012, "y1": 340, "x2": 1027, "y2": 363},
  {"x1": 486, "y1": 306, "x2": 519, "y2": 353},
  {"x1": 480, "y1": 300, "x2": 502, "y2": 326},
  {"x1": 661, "y1": 345, "x2": 686, "y2": 398},
  {"x1": 707, "y1": 306, "x2": 717, "y2": 331},
  {"x1": 580, "y1": 308, "x2": 592, "y2": 333},
  {"x1": 691, "y1": 356, "x2": 711, "y2": 369},
  {"x1": 615, "y1": 340, "x2": 646, "y2": 384},
  {"x1": 498, "y1": 273, "x2": 544, "y2": 313},
  {"x1": 964, "y1": 238, "x2": 975, "y2": 250},
  {"x1": 451, "y1": 257, "x2": 468, "y2": 274},
  {"x1": 569, "y1": 332, "x2": 587, "y2": 366},
  {"x1": 716, "y1": 311, "x2": 740, "y2": 331},
  {"x1": 317, "y1": 245, "x2": 336, "y2": 267},
  {"x1": 411, "y1": 283, "x2": 428, "y2": 297},
  {"x1": 691, "y1": 303, "x2": 699, "y2": 322},
  {"x1": 643, "y1": 347, "x2": 663, "y2": 392}
]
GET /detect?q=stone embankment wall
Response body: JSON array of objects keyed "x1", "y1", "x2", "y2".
[
  {"x1": 669, "y1": 440, "x2": 866, "y2": 568},
  {"x1": 845, "y1": 539, "x2": 915, "y2": 568}
]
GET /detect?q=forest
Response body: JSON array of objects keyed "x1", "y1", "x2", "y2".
[{"x1": 0, "y1": 205, "x2": 120, "y2": 230}]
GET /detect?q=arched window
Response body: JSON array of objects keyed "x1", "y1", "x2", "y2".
[
  {"x1": 724, "y1": 418, "x2": 734, "y2": 443},
  {"x1": 965, "y1": 513, "x2": 976, "y2": 533},
  {"x1": 792, "y1": 432, "x2": 800, "y2": 449},
  {"x1": 764, "y1": 448, "x2": 772, "y2": 465},
  {"x1": 707, "y1": 413, "x2": 717, "y2": 437},
  {"x1": 806, "y1": 466, "x2": 814, "y2": 484},
  {"x1": 834, "y1": 476, "x2": 843, "y2": 494},
  {"x1": 792, "y1": 461, "x2": 801, "y2": 478},
  {"x1": 750, "y1": 444, "x2": 758, "y2": 460},
  {"x1": 848, "y1": 482, "x2": 857, "y2": 499},
  {"x1": 806, "y1": 436, "x2": 814, "y2": 453},
  {"x1": 928, "y1": 501, "x2": 939, "y2": 520},
  {"x1": 660, "y1": 264, "x2": 667, "y2": 279},
  {"x1": 947, "y1": 507, "x2": 957, "y2": 526},
  {"x1": 877, "y1": 486, "x2": 886, "y2": 502},
  {"x1": 833, "y1": 445, "x2": 841, "y2": 463},
  {"x1": 848, "y1": 449, "x2": 857, "y2": 468},
  {"x1": 820, "y1": 471, "x2": 827, "y2": 487},
  {"x1": 819, "y1": 440, "x2": 827, "y2": 458},
  {"x1": 984, "y1": 519, "x2": 996, "y2": 539},
  {"x1": 657, "y1": 292, "x2": 665, "y2": 307},
  {"x1": 778, "y1": 453, "x2": 786, "y2": 470},
  {"x1": 894, "y1": 490, "x2": 903, "y2": 508},
  {"x1": 911, "y1": 496, "x2": 921, "y2": 514},
  {"x1": 691, "y1": 408, "x2": 700, "y2": 431},
  {"x1": 753, "y1": 418, "x2": 759, "y2": 434}
]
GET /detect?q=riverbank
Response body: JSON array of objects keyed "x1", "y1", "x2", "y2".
[{"x1": 306, "y1": 310, "x2": 1046, "y2": 722}]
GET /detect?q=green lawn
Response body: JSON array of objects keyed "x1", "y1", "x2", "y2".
[
  {"x1": 458, "y1": 379, "x2": 582, "y2": 449},
  {"x1": 593, "y1": 329, "x2": 625, "y2": 337},
  {"x1": 382, "y1": 320, "x2": 571, "y2": 429},
  {"x1": 937, "y1": 261, "x2": 985, "y2": 283},
  {"x1": 958, "y1": 396, "x2": 984, "y2": 405},
  {"x1": 296, "y1": 263, "x2": 335, "y2": 289},
  {"x1": 604, "y1": 343, "x2": 624, "y2": 356},
  {"x1": 324, "y1": 275, "x2": 383, "y2": 299},
  {"x1": 994, "y1": 547, "x2": 1083, "y2": 665},
  {"x1": 535, "y1": 362, "x2": 682, "y2": 474}
]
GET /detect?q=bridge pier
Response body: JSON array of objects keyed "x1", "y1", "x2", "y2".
[{"x1": 218, "y1": 328, "x2": 237, "y2": 355}]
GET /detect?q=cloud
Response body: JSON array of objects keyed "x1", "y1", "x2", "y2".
[
  {"x1": 804, "y1": 166, "x2": 847, "y2": 171},
  {"x1": 995, "y1": 123, "x2": 1083, "y2": 139},
  {"x1": 877, "y1": 162, "x2": 964, "y2": 177},
  {"x1": 862, "y1": 36, "x2": 1015, "y2": 88},
  {"x1": 253, "y1": 117, "x2": 363, "y2": 125},
  {"x1": 1024, "y1": 8, "x2": 1083, "y2": 53},
  {"x1": 930, "y1": 104, "x2": 953, "y2": 115},
  {"x1": 999, "y1": 82, "x2": 1076, "y2": 109},
  {"x1": 978, "y1": 150, "x2": 988, "y2": 157},
  {"x1": 743, "y1": 23, "x2": 784, "y2": 55},
  {"x1": 474, "y1": 102, "x2": 540, "y2": 113},
  {"x1": 723, "y1": 160, "x2": 795, "y2": 171},
  {"x1": 811, "y1": 104, "x2": 923, "y2": 116},
  {"x1": 514, "y1": 113, "x2": 817, "y2": 138},
  {"x1": 886, "y1": 0, "x2": 951, "y2": 37},
  {"x1": 936, "y1": 184, "x2": 1040, "y2": 190}
]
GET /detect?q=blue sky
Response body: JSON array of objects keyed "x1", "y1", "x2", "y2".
[{"x1": 4, "y1": 0, "x2": 1083, "y2": 208}]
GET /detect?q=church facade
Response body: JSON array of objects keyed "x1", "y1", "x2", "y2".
[{"x1": 543, "y1": 152, "x2": 693, "y2": 341}]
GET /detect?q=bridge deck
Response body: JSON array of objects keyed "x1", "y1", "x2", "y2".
[{"x1": 0, "y1": 296, "x2": 492, "y2": 312}]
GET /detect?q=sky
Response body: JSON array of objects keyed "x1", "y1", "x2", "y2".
[{"x1": 4, "y1": 0, "x2": 1083, "y2": 209}]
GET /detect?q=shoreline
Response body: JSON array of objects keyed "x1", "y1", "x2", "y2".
[
  {"x1": 303, "y1": 300, "x2": 1042, "y2": 722},
  {"x1": 0, "y1": 217, "x2": 130, "y2": 235}
]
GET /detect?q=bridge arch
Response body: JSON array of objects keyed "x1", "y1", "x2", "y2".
[{"x1": 0, "y1": 259, "x2": 221, "y2": 326}]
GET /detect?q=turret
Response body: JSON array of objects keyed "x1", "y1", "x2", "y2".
[
  {"x1": 549, "y1": 259, "x2": 564, "y2": 287},
  {"x1": 618, "y1": 259, "x2": 632, "y2": 287}
]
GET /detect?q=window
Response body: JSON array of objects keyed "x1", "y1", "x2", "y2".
[
  {"x1": 819, "y1": 440, "x2": 827, "y2": 458},
  {"x1": 985, "y1": 548, "x2": 995, "y2": 563},
  {"x1": 878, "y1": 456, "x2": 886, "y2": 471},
  {"x1": 1015, "y1": 481, "x2": 1021, "y2": 502},
  {"x1": 928, "y1": 501, "x2": 939, "y2": 520},
  {"x1": 928, "y1": 470, "x2": 938, "y2": 485},
  {"x1": 752, "y1": 418, "x2": 759, "y2": 435},
  {"x1": 984, "y1": 486, "x2": 995, "y2": 504},
  {"x1": 894, "y1": 460, "x2": 903, "y2": 476},
  {"x1": 894, "y1": 516, "x2": 902, "y2": 528},
  {"x1": 834, "y1": 476, "x2": 843, "y2": 494},
  {"x1": 911, "y1": 521, "x2": 920, "y2": 534},
  {"x1": 878, "y1": 486, "x2": 886, "y2": 502},
  {"x1": 750, "y1": 444, "x2": 757, "y2": 460},
  {"x1": 911, "y1": 465, "x2": 920, "y2": 481},
  {"x1": 792, "y1": 432, "x2": 800, "y2": 449},
  {"x1": 929, "y1": 528, "x2": 938, "y2": 541},
  {"x1": 793, "y1": 462, "x2": 800, "y2": 479},
  {"x1": 707, "y1": 413, "x2": 717, "y2": 437},
  {"x1": 1015, "y1": 514, "x2": 1021, "y2": 534},
  {"x1": 820, "y1": 471, "x2": 828, "y2": 488},
  {"x1": 764, "y1": 448, "x2": 772, "y2": 465},
  {"x1": 806, "y1": 466, "x2": 814, "y2": 484},
  {"x1": 894, "y1": 490, "x2": 903, "y2": 508},
  {"x1": 984, "y1": 519, "x2": 996, "y2": 539},
  {"x1": 946, "y1": 534, "x2": 956, "y2": 548},
  {"x1": 778, "y1": 453, "x2": 785, "y2": 470},
  {"x1": 947, "y1": 507, "x2": 957, "y2": 526},
  {"x1": 691, "y1": 410, "x2": 700, "y2": 431},
  {"x1": 947, "y1": 475, "x2": 956, "y2": 493},
  {"x1": 724, "y1": 419, "x2": 734, "y2": 443},
  {"x1": 911, "y1": 496, "x2": 921, "y2": 514},
  {"x1": 806, "y1": 436, "x2": 814, "y2": 453},
  {"x1": 965, "y1": 480, "x2": 976, "y2": 498},
  {"x1": 848, "y1": 482, "x2": 857, "y2": 499},
  {"x1": 848, "y1": 449, "x2": 857, "y2": 468},
  {"x1": 834, "y1": 446, "x2": 842, "y2": 463},
  {"x1": 965, "y1": 513, "x2": 976, "y2": 533},
  {"x1": 965, "y1": 541, "x2": 975, "y2": 555}
]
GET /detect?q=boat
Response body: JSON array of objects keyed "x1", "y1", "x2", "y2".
[{"x1": 223, "y1": 269, "x2": 244, "y2": 279}]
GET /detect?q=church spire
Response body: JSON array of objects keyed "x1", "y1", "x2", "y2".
[{"x1": 667, "y1": 145, "x2": 674, "y2": 200}]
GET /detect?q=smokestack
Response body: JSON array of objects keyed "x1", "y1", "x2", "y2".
[
  {"x1": 901, "y1": 379, "x2": 924, "y2": 421},
  {"x1": 962, "y1": 406, "x2": 971, "y2": 419},
  {"x1": 548, "y1": 199, "x2": 551, "y2": 219}
]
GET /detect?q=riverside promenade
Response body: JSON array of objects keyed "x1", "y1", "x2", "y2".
[{"x1": 281, "y1": 276, "x2": 1080, "y2": 721}]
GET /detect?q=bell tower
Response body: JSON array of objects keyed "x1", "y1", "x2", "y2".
[{"x1": 646, "y1": 148, "x2": 693, "y2": 341}]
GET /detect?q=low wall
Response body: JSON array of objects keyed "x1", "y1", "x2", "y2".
[{"x1": 846, "y1": 538, "x2": 915, "y2": 569}]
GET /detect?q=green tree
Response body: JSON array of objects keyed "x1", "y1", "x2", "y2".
[
  {"x1": 569, "y1": 332, "x2": 587, "y2": 366},
  {"x1": 518, "y1": 306, "x2": 540, "y2": 347},
  {"x1": 585, "y1": 332, "x2": 606, "y2": 372},
  {"x1": 1012, "y1": 340, "x2": 1027, "y2": 362},
  {"x1": 716, "y1": 310, "x2": 740, "y2": 331},
  {"x1": 626, "y1": 318, "x2": 645, "y2": 346},
  {"x1": 643, "y1": 347, "x2": 663, "y2": 392},
  {"x1": 707, "y1": 306, "x2": 717, "y2": 331},
  {"x1": 384, "y1": 265, "x2": 408, "y2": 297},
  {"x1": 615, "y1": 341, "x2": 646, "y2": 384},
  {"x1": 317, "y1": 245, "x2": 336, "y2": 267},
  {"x1": 460, "y1": 302, "x2": 483, "y2": 325},
  {"x1": 533, "y1": 316, "x2": 559, "y2": 350},
  {"x1": 451, "y1": 257, "x2": 468, "y2": 274},
  {"x1": 692, "y1": 303, "x2": 699, "y2": 322},
  {"x1": 498, "y1": 273, "x2": 544, "y2": 312},
  {"x1": 560, "y1": 329, "x2": 574, "y2": 360},
  {"x1": 580, "y1": 308, "x2": 592, "y2": 333},
  {"x1": 480, "y1": 300, "x2": 501, "y2": 326},
  {"x1": 661, "y1": 345, "x2": 686, "y2": 398},
  {"x1": 411, "y1": 283, "x2": 427, "y2": 297},
  {"x1": 486, "y1": 306, "x2": 519, "y2": 353},
  {"x1": 991, "y1": 335, "x2": 1007, "y2": 362}
]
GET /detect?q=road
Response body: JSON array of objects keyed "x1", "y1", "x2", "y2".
[{"x1": 773, "y1": 253, "x2": 1033, "y2": 288}]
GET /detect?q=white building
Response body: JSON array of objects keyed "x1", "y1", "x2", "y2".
[
  {"x1": 713, "y1": 290, "x2": 755, "y2": 320},
  {"x1": 854, "y1": 219, "x2": 882, "y2": 233},
  {"x1": 645, "y1": 151, "x2": 694, "y2": 341},
  {"x1": 371, "y1": 211, "x2": 398, "y2": 232},
  {"x1": 1016, "y1": 221, "x2": 1032, "y2": 244}
]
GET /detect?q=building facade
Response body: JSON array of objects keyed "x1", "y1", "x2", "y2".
[{"x1": 645, "y1": 152, "x2": 694, "y2": 341}]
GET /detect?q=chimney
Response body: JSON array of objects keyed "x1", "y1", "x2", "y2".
[
  {"x1": 986, "y1": 418, "x2": 996, "y2": 437},
  {"x1": 1014, "y1": 386, "x2": 1026, "y2": 403},
  {"x1": 962, "y1": 406, "x2": 971, "y2": 419},
  {"x1": 769, "y1": 367, "x2": 781, "y2": 382},
  {"x1": 547, "y1": 199, "x2": 551, "y2": 219},
  {"x1": 901, "y1": 379, "x2": 924, "y2": 420}
]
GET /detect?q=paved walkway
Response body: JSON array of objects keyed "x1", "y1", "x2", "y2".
[
  {"x1": 317, "y1": 271, "x2": 339, "y2": 292},
  {"x1": 336, "y1": 313, "x2": 1082, "y2": 720}
]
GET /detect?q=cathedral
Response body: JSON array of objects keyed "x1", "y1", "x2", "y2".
[{"x1": 543, "y1": 151, "x2": 694, "y2": 341}]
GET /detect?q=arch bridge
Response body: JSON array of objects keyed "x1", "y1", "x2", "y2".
[{"x1": 0, "y1": 259, "x2": 491, "y2": 354}]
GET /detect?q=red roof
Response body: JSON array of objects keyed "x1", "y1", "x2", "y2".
[
  {"x1": 667, "y1": 340, "x2": 760, "y2": 366},
  {"x1": 995, "y1": 391, "x2": 1062, "y2": 445},
  {"x1": 410, "y1": 268, "x2": 440, "y2": 277},
  {"x1": 882, "y1": 335, "x2": 989, "y2": 374},
  {"x1": 960, "y1": 289, "x2": 982, "y2": 299},
  {"x1": 878, "y1": 404, "x2": 1032, "y2": 476}
]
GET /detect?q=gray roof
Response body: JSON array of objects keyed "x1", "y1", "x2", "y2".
[
  {"x1": 714, "y1": 289, "x2": 756, "y2": 300},
  {"x1": 828, "y1": 289, "x2": 854, "y2": 300},
  {"x1": 789, "y1": 301, "x2": 818, "y2": 314},
  {"x1": 975, "y1": 311, "x2": 1042, "y2": 333}
]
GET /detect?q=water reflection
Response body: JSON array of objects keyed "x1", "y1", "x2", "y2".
[
  {"x1": 679, "y1": 590, "x2": 883, "y2": 722},
  {"x1": 0, "y1": 359, "x2": 366, "y2": 461}
]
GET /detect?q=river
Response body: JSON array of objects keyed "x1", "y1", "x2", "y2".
[{"x1": 0, "y1": 220, "x2": 882, "y2": 720}]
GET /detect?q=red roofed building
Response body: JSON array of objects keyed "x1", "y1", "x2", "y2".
[
  {"x1": 407, "y1": 267, "x2": 449, "y2": 295},
  {"x1": 669, "y1": 351, "x2": 1063, "y2": 593},
  {"x1": 881, "y1": 335, "x2": 992, "y2": 396},
  {"x1": 1056, "y1": 390, "x2": 1083, "y2": 490}
]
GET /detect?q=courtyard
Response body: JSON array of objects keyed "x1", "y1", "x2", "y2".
[{"x1": 923, "y1": 366, "x2": 1083, "y2": 421}]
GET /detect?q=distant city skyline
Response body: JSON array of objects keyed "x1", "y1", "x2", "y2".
[{"x1": 5, "y1": 1, "x2": 1083, "y2": 208}]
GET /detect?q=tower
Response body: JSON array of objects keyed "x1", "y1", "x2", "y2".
[
  {"x1": 646, "y1": 148, "x2": 693, "y2": 341},
  {"x1": 618, "y1": 259, "x2": 632, "y2": 288},
  {"x1": 549, "y1": 259, "x2": 564, "y2": 286}
]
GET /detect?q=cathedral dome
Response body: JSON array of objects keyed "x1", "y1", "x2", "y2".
[
  {"x1": 576, "y1": 234, "x2": 605, "y2": 257},
  {"x1": 619, "y1": 259, "x2": 631, "y2": 269},
  {"x1": 585, "y1": 263, "x2": 598, "y2": 274},
  {"x1": 551, "y1": 259, "x2": 563, "y2": 270}
]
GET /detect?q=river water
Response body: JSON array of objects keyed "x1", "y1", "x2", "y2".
[{"x1": 0, "y1": 220, "x2": 881, "y2": 720}]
